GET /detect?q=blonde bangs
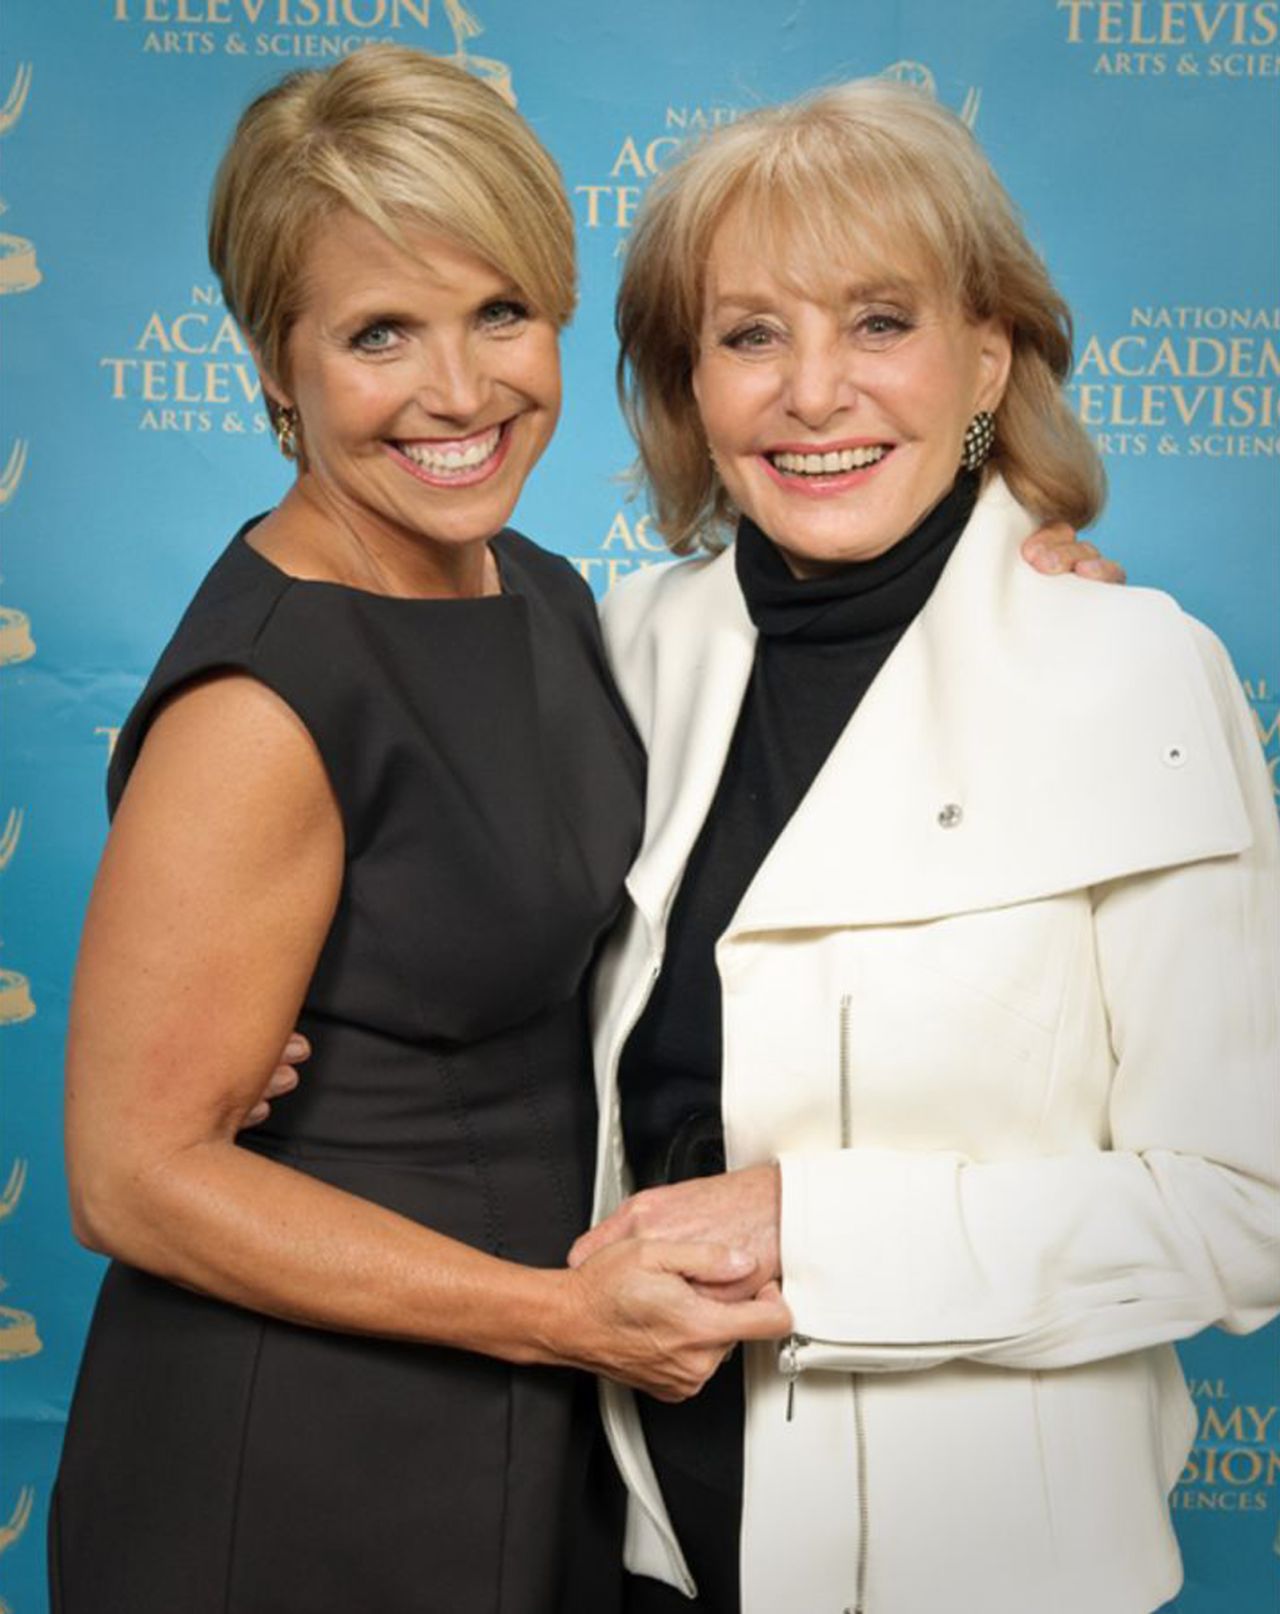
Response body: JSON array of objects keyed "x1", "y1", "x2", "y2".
[{"x1": 209, "y1": 46, "x2": 576, "y2": 389}]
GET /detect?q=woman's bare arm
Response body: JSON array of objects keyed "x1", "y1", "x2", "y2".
[{"x1": 66, "y1": 674, "x2": 789, "y2": 1399}]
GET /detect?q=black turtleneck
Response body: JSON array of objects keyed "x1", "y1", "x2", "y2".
[
  {"x1": 617, "y1": 473, "x2": 977, "y2": 1512},
  {"x1": 620, "y1": 472, "x2": 976, "y2": 1192}
]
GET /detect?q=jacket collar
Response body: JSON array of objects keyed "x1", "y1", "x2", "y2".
[
  {"x1": 625, "y1": 476, "x2": 1251, "y2": 935},
  {"x1": 623, "y1": 545, "x2": 756, "y2": 930}
]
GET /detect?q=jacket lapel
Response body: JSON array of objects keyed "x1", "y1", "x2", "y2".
[
  {"x1": 730, "y1": 478, "x2": 1251, "y2": 933},
  {"x1": 623, "y1": 548, "x2": 757, "y2": 934}
]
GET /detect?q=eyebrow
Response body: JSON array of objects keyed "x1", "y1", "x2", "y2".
[
  {"x1": 324, "y1": 281, "x2": 526, "y2": 329},
  {"x1": 706, "y1": 279, "x2": 918, "y2": 312}
]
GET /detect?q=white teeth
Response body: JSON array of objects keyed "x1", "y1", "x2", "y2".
[
  {"x1": 401, "y1": 426, "x2": 502, "y2": 474},
  {"x1": 770, "y1": 445, "x2": 888, "y2": 475}
]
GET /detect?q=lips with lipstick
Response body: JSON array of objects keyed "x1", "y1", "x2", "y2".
[
  {"x1": 391, "y1": 422, "x2": 511, "y2": 488},
  {"x1": 766, "y1": 443, "x2": 890, "y2": 478}
]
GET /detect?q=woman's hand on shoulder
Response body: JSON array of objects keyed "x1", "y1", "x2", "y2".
[
  {"x1": 548, "y1": 1238, "x2": 790, "y2": 1401},
  {"x1": 1021, "y1": 522, "x2": 1125, "y2": 583}
]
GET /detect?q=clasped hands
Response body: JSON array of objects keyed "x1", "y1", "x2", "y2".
[
  {"x1": 569, "y1": 1162, "x2": 783, "y2": 1302},
  {"x1": 244, "y1": 1044, "x2": 789, "y2": 1401},
  {"x1": 561, "y1": 1163, "x2": 789, "y2": 1402}
]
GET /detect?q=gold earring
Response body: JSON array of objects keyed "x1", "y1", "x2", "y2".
[{"x1": 273, "y1": 405, "x2": 300, "y2": 461}]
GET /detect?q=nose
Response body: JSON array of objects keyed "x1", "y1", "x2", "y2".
[
  {"x1": 785, "y1": 333, "x2": 855, "y2": 429},
  {"x1": 416, "y1": 333, "x2": 490, "y2": 423}
]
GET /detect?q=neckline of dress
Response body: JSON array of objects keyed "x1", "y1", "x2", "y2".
[{"x1": 235, "y1": 518, "x2": 519, "y2": 605}]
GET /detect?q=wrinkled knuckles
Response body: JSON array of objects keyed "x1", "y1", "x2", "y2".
[{"x1": 626, "y1": 1190, "x2": 658, "y2": 1233}]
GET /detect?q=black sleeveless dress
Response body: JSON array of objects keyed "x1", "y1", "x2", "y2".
[{"x1": 50, "y1": 526, "x2": 643, "y2": 1614}]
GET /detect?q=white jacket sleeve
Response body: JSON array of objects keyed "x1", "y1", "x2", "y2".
[{"x1": 778, "y1": 624, "x2": 1280, "y2": 1373}]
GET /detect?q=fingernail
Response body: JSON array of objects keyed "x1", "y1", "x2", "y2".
[
  {"x1": 1078, "y1": 558, "x2": 1105, "y2": 578},
  {"x1": 285, "y1": 1036, "x2": 308, "y2": 1058}
]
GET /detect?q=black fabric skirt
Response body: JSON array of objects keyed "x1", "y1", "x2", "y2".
[{"x1": 51, "y1": 1259, "x2": 623, "y2": 1614}]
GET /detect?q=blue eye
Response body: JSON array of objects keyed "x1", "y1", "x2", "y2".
[
  {"x1": 351, "y1": 322, "x2": 399, "y2": 353},
  {"x1": 480, "y1": 299, "x2": 529, "y2": 330}
]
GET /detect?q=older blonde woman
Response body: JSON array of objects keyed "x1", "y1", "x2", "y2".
[
  {"x1": 572, "y1": 80, "x2": 1280, "y2": 1614},
  {"x1": 51, "y1": 49, "x2": 795, "y2": 1614}
]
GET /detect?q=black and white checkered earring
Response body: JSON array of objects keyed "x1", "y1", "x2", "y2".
[{"x1": 960, "y1": 410, "x2": 996, "y2": 472}]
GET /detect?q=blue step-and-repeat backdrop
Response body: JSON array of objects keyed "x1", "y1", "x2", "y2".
[{"x1": 2, "y1": 3, "x2": 1277, "y2": 1609}]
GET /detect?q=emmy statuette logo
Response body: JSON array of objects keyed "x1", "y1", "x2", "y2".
[
  {"x1": 0, "y1": 64, "x2": 39, "y2": 297},
  {"x1": 0, "y1": 1485, "x2": 36, "y2": 1614},
  {"x1": 0, "y1": 973, "x2": 30, "y2": 1027},
  {"x1": 0, "y1": 1161, "x2": 41, "y2": 1614},
  {"x1": 438, "y1": 0, "x2": 513, "y2": 103},
  {"x1": 0, "y1": 808, "x2": 36, "y2": 1024},
  {"x1": 0, "y1": 443, "x2": 28, "y2": 509},
  {"x1": 880, "y1": 60, "x2": 982, "y2": 127},
  {"x1": 0, "y1": 811, "x2": 22, "y2": 875},
  {"x1": 0, "y1": 1161, "x2": 40, "y2": 1362},
  {"x1": 0, "y1": 61, "x2": 30, "y2": 135},
  {"x1": 0, "y1": 612, "x2": 35, "y2": 669}
]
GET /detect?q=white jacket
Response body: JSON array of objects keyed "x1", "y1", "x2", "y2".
[{"x1": 589, "y1": 477, "x2": 1280, "y2": 1614}]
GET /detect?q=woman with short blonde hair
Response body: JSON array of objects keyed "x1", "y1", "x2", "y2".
[
  {"x1": 52, "y1": 46, "x2": 791, "y2": 1614},
  {"x1": 209, "y1": 44, "x2": 578, "y2": 383}
]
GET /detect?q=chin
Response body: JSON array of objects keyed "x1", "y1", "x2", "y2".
[
  {"x1": 765, "y1": 522, "x2": 902, "y2": 574},
  {"x1": 399, "y1": 486, "x2": 520, "y2": 547}
]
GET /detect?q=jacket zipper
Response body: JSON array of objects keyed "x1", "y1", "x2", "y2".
[
  {"x1": 783, "y1": 995, "x2": 870, "y2": 1610},
  {"x1": 851, "y1": 1375, "x2": 870, "y2": 1614},
  {"x1": 841, "y1": 993, "x2": 870, "y2": 1614},
  {"x1": 781, "y1": 1331, "x2": 808, "y2": 1421},
  {"x1": 839, "y1": 991, "x2": 854, "y2": 1149}
]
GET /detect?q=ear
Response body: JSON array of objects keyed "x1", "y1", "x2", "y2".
[
  {"x1": 974, "y1": 318, "x2": 1013, "y2": 413},
  {"x1": 246, "y1": 338, "x2": 293, "y2": 415}
]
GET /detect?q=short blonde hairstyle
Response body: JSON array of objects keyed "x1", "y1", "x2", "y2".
[
  {"x1": 617, "y1": 78, "x2": 1105, "y2": 552},
  {"x1": 209, "y1": 45, "x2": 576, "y2": 390}
]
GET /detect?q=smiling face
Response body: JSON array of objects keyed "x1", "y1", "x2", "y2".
[
  {"x1": 268, "y1": 208, "x2": 561, "y2": 571},
  {"x1": 691, "y1": 206, "x2": 1011, "y2": 575}
]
